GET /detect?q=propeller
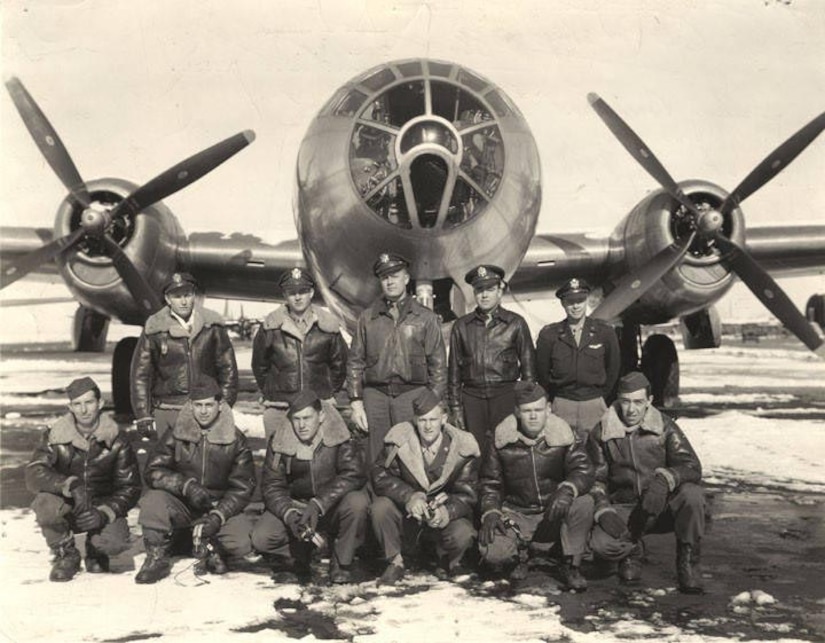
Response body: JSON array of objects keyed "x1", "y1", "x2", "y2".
[
  {"x1": 2, "y1": 77, "x2": 255, "y2": 315},
  {"x1": 588, "y1": 93, "x2": 824, "y2": 354}
]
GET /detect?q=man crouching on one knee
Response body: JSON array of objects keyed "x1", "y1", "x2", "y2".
[
  {"x1": 250, "y1": 390, "x2": 369, "y2": 584},
  {"x1": 587, "y1": 371, "x2": 705, "y2": 594},
  {"x1": 27, "y1": 377, "x2": 141, "y2": 582},
  {"x1": 478, "y1": 381, "x2": 594, "y2": 591},
  {"x1": 371, "y1": 389, "x2": 480, "y2": 584}
]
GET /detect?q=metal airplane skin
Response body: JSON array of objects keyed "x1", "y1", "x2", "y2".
[{"x1": 1, "y1": 59, "x2": 824, "y2": 407}]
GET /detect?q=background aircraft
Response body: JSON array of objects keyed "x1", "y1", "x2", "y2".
[{"x1": 1, "y1": 1, "x2": 823, "y2": 413}]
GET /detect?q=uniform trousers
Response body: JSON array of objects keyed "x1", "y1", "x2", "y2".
[
  {"x1": 363, "y1": 386, "x2": 425, "y2": 464},
  {"x1": 552, "y1": 396, "x2": 607, "y2": 439},
  {"x1": 461, "y1": 385, "x2": 516, "y2": 457},
  {"x1": 31, "y1": 492, "x2": 131, "y2": 554},
  {"x1": 152, "y1": 407, "x2": 182, "y2": 437}
]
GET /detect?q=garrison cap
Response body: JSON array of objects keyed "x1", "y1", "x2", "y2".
[
  {"x1": 373, "y1": 252, "x2": 410, "y2": 277},
  {"x1": 288, "y1": 389, "x2": 322, "y2": 416},
  {"x1": 279, "y1": 267, "x2": 315, "y2": 293},
  {"x1": 617, "y1": 371, "x2": 651, "y2": 395},
  {"x1": 514, "y1": 381, "x2": 547, "y2": 406},
  {"x1": 188, "y1": 378, "x2": 222, "y2": 401},
  {"x1": 412, "y1": 389, "x2": 442, "y2": 417},
  {"x1": 66, "y1": 376, "x2": 99, "y2": 400},
  {"x1": 464, "y1": 264, "x2": 505, "y2": 289},
  {"x1": 163, "y1": 272, "x2": 198, "y2": 295},
  {"x1": 555, "y1": 277, "x2": 591, "y2": 301}
]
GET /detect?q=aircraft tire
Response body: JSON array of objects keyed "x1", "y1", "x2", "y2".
[
  {"x1": 73, "y1": 306, "x2": 110, "y2": 353},
  {"x1": 641, "y1": 333, "x2": 679, "y2": 408},
  {"x1": 111, "y1": 336, "x2": 138, "y2": 420},
  {"x1": 805, "y1": 294, "x2": 825, "y2": 329}
]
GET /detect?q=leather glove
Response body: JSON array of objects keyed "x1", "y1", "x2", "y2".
[
  {"x1": 185, "y1": 480, "x2": 214, "y2": 512},
  {"x1": 193, "y1": 512, "x2": 222, "y2": 539},
  {"x1": 350, "y1": 400, "x2": 369, "y2": 432},
  {"x1": 641, "y1": 474, "x2": 670, "y2": 517},
  {"x1": 546, "y1": 486, "x2": 575, "y2": 523},
  {"x1": 479, "y1": 512, "x2": 507, "y2": 547},
  {"x1": 597, "y1": 509, "x2": 630, "y2": 539},
  {"x1": 285, "y1": 511, "x2": 303, "y2": 540},
  {"x1": 297, "y1": 502, "x2": 321, "y2": 534},
  {"x1": 69, "y1": 479, "x2": 90, "y2": 513},
  {"x1": 405, "y1": 492, "x2": 429, "y2": 522},
  {"x1": 449, "y1": 407, "x2": 466, "y2": 432},
  {"x1": 135, "y1": 418, "x2": 156, "y2": 438},
  {"x1": 75, "y1": 507, "x2": 108, "y2": 532}
]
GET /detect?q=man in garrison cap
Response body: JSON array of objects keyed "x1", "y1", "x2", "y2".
[
  {"x1": 448, "y1": 264, "x2": 536, "y2": 456},
  {"x1": 478, "y1": 381, "x2": 593, "y2": 591},
  {"x1": 135, "y1": 378, "x2": 256, "y2": 584},
  {"x1": 370, "y1": 389, "x2": 480, "y2": 584},
  {"x1": 251, "y1": 389, "x2": 369, "y2": 584},
  {"x1": 252, "y1": 267, "x2": 348, "y2": 443},
  {"x1": 535, "y1": 277, "x2": 620, "y2": 438},
  {"x1": 586, "y1": 371, "x2": 705, "y2": 594},
  {"x1": 347, "y1": 252, "x2": 447, "y2": 464},
  {"x1": 130, "y1": 272, "x2": 238, "y2": 437},
  {"x1": 26, "y1": 377, "x2": 141, "y2": 582}
]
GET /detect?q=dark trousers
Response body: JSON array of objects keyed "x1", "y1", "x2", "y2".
[
  {"x1": 552, "y1": 396, "x2": 607, "y2": 439},
  {"x1": 363, "y1": 386, "x2": 425, "y2": 464},
  {"x1": 462, "y1": 386, "x2": 516, "y2": 457},
  {"x1": 250, "y1": 489, "x2": 370, "y2": 566},
  {"x1": 31, "y1": 492, "x2": 131, "y2": 554},
  {"x1": 153, "y1": 408, "x2": 181, "y2": 437}
]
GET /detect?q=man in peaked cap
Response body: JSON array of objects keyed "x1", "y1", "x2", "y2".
[
  {"x1": 26, "y1": 377, "x2": 141, "y2": 581},
  {"x1": 130, "y1": 271, "x2": 238, "y2": 437},
  {"x1": 347, "y1": 252, "x2": 447, "y2": 465},
  {"x1": 586, "y1": 371, "x2": 705, "y2": 594},
  {"x1": 252, "y1": 266, "x2": 348, "y2": 443},
  {"x1": 535, "y1": 277, "x2": 620, "y2": 438},
  {"x1": 448, "y1": 264, "x2": 536, "y2": 456},
  {"x1": 371, "y1": 389, "x2": 480, "y2": 584},
  {"x1": 478, "y1": 381, "x2": 594, "y2": 590}
]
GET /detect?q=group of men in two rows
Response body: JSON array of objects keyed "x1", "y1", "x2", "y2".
[{"x1": 26, "y1": 253, "x2": 706, "y2": 594}]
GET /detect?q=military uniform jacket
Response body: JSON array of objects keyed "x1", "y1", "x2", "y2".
[
  {"x1": 130, "y1": 306, "x2": 238, "y2": 419},
  {"x1": 372, "y1": 422, "x2": 480, "y2": 522},
  {"x1": 479, "y1": 414, "x2": 593, "y2": 517},
  {"x1": 447, "y1": 306, "x2": 536, "y2": 407},
  {"x1": 251, "y1": 304, "x2": 348, "y2": 404},
  {"x1": 143, "y1": 402, "x2": 256, "y2": 523},
  {"x1": 535, "y1": 317, "x2": 620, "y2": 401},
  {"x1": 26, "y1": 413, "x2": 141, "y2": 523},
  {"x1": 346, "y1": 295, "x2": 446, "y2": 399}
]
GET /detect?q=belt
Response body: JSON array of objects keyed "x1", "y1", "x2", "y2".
[{"x1": 370, "y1": 382, "x2": 420, "y2": 398}]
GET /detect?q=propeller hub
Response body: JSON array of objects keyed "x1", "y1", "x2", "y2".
[
  {"x1": 79, "y1": 205, "x2": 112, "y2": 238},
  {"x1": 697, "y1": 208, "x2": 724, "y2": 235}
]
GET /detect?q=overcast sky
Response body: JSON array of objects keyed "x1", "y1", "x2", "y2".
[{"x1": 1, "y1": 0, "x2": 823, "y2": 319}]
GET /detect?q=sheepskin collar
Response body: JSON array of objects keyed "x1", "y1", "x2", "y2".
[
  {"x1": 144, "y1": 306, "x2": 224, "y2": 338},
  {"x1": 172, "y1": 401, "x2": 237, "y2": 444},
  {"x1": 262, "y1": 304, "x2": 340, "y2": 335},
  {"x1": 48, "y1": 413, "x2": 119, "y2": 450},
  {"x1": 268, "y1": 406, "x2": 350, "y2": 459},
  {"x1": 599, "y1": 403, "x2": 665, "y2": 441},
  {"x1": 493, "y1": 413, "x2": 574, "y2": 449}
]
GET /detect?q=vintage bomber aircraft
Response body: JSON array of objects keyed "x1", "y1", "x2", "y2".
[{"x1": 2, "y1": 59, "x2": 824, "y2": 413}]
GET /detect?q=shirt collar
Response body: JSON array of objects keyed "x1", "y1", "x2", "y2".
[
  {"x1": 421, "y1": 432, "x2": 444, "y2": 458},
  {"x1": 170, "y1": 310, "x2": 193, "y2": 330}
]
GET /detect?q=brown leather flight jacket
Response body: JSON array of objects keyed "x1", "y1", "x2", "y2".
[
  {"x1": 587, "y1": 404, "x2": 702, "y2": 507},
  {"x1": 130, "y1": 306, "x2": 238, "y2": 420},
  {"x1": 372, "y1": 423, "x2": 480, "y2": 522},
  {"x1": 260, "y1": 409, "x2": 364, "y2": 520},
  {"x1": 251, "y1": 305, "x2": 348, "y2": 404},
  {"x1": 26, "y1": 413, "x2": 141, "y2": 521},
  {"x1": 143, "y1": 402, "x2": 255, "y2": 522},
  {"x1": 480, "y1": 414, "x2": 593, "y2": 516}
]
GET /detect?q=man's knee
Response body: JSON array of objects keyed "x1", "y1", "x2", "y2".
[
  {"x1": 568, "y1": 494, "x2": 595, "y2": 520},
  {"x1": 217, "y1": 514, "x2": 254, "y2": 557},
  {"x1": 370, "y1": 496, "x2": 399, "y2": 525},
  {"x1": 138, "y1": 490, "x2": 176, "y2": 528},
  {"x1": 251, "y1": 512, "x2": 289, "y2": 553},
  {"x1": 441, "y1": 518, "x2": 475, "y2": 551},
  {"x1": 339, "y1": 489, "x2": 370, "y2": 518},
  {"x1": 31, "y1": 492, "x2": 70, "y2": 524}
]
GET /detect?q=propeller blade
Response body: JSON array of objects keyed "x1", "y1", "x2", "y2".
[
  {"x1": 109, "y1": 130, "x2": 256, "y2": 219},
  {"x1": 720, "y1": 111, "x2": 825, "y2": 215},
  {"x1": 591, "y1": 232, "x2": 697, "y2": 322},
  {"x1": 716, "y1": 236, "x2": 824, "y2": 354},
  {"x1": 0, "y1": 228, "x2": 85, "y2": 289},
  {"x1": 101, "y1": 235, "x2": 163, "y2": 314},
  {"x1": 588, "y1": 93, "x2": 702, "y2": 218},
  {"x1": 5, "y1": 77, "x2": 91, "y2": 208}
]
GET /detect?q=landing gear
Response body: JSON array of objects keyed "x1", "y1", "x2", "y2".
[
  {"x1": 806, "y1": 294, "x2": 825, "y2": 330},
  {"x1": 112, "y1": 337, "x2": 138, "y2": 419},
  {"x1": 680, "y1": 307, "x2": 722, "y2": 350},
  {"x1": 641, "y1": 334, "x2": 680, "y2": 408},
  {"x1": 72, "y1": 306, "x2": 109, "y2": 352}
]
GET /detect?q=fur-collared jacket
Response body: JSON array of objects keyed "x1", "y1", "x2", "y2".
[
  {"x1": 143, "y1": 402, "x2": 255, "y2": 523},
  {"x1": 372, "y1": 422, "x2": 480, "y2": 522},
  {"x1": 251, "y1": 304, "x2": 348, "y2": 404},
  {"x1": 130, "y1": 306, "x2": 238, "y2": 420},
  {"x1": 260, "y1": 409, "x2": 364, "y2": 522},
  {"x1": 26, "y1": 413, "x2": 141, "y2": 523},
  {"x1": 587, "y1": 403, "x2": 702, "y2": 508},
  {"x1": 480, "y1": 413, "x2": 593, "y2": 518}
]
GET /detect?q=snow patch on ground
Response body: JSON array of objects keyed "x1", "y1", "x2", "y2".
[{"x1": 679, "y1": 393, "x2": 797, "y2": 404}]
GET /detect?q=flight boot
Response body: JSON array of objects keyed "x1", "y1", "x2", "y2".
[
  {"x1": 676, "y1": 540, "x2": 704, "y2": 594},
  {"x1": 49, "y1": 536, "x2": 81, "y2": 582},
  {"x1": 618, "y1": 539, "x2": 644, "y2": 583},
  {"x1": 135, "y1": 530, "x2": 172, "y2": 584},
  {"x1": 559, "y1": 556, "x2": 588, "y2": 592},
  {"x1": 84, "y1": 536, "x2": 110, "y2": 574}
]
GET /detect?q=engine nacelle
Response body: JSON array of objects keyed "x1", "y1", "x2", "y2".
[{"x1": 55, "y1": 178, "x2": 186, "y2": 325}]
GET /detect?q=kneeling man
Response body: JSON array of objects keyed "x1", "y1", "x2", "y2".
[
  {"x1": 251, "y1": 390, "x2": 369, "y2": 584},
  {"x1": 587, "y1": 371, "x2": 705, "y2": 594},
  {"x1": 371, "y1": 390, "x2": 480, "y2": 584},
  {"x1": 479, "y1": 381, "x2": 593, "y2": 590},
  {"x1": 27, "y1": 377, "x2": 141, "y2": 581},
  {"x1": 136, "y1": 379, "x2": 256, "y2": 583}
]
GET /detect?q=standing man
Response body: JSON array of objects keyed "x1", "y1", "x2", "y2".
[
  {"x1": 448, "y1": 264, "x2": 535, "y2": 455},
  {"x1": 536, "y1": 278, "x2": 619, "y2": 438},
  {"x1": 252, "y1": 267, "x2": 348, "y2": 443},
  {"x1": 478, "y1": 381, "x2": 593, "y2": 590},
  {"x1": 26, "y1": 377, "x2": 141, "y2": 582},
  {"x1": 371, "y1": 390, "x2": 480, "y2": 584},
  {"x1": 131, "y1": 272, "x2": 238, "y2": 437},
  {"x1": 251, "y1": 390, "x2": 369, "y2": 584},
  {"x1": 347, "y1": 252, "x2": 447, "y2": 464},
  {"x1": 587, "y1": 371, "x2": 705, "y2": 594},
  {"x1": 135, "y1": 379, "x2": 256, "y2": 584}
]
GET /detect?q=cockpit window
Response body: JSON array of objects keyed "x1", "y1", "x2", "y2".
[
  {"x1": 350, "y1": 125, "x2": 397, "y2": 195},
  {"x1": 460, "y1": 125, "x2": 504, "y2": 198},
  {"x1": 360, "y1": 67, "x2": 396, "y2": 92},
  {"x1": 335, "y1": 89, "x2": 368, "y2": 117},
  {"x1": 427, "y1": 61, "x2": 453, "y2": 78}
]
